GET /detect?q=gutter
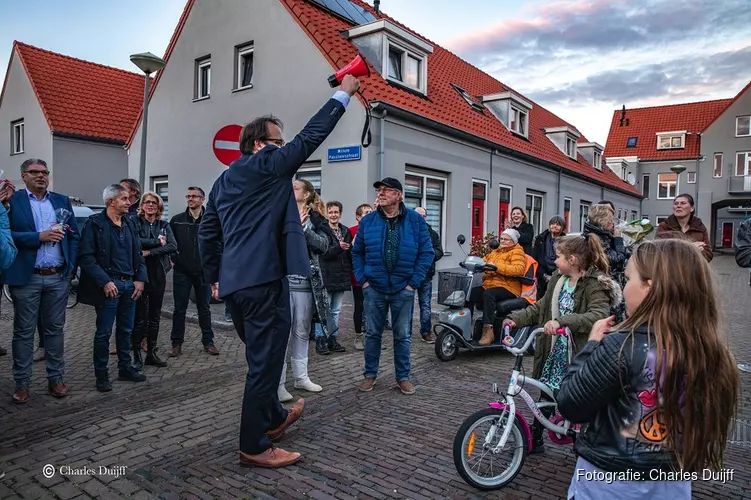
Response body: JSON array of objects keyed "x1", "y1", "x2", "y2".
[
  {"x1": 370, "y1": 101, "x2": 641, "y2": 199},
  {"x1": 378, "y1": 109, "x2": 387, "y2": 180}
]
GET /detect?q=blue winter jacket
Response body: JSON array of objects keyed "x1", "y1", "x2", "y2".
[
  {"x1": 0, "y1": 205, "x2": 18, "y2": 272},
  {"x1": 351, "y1": 203, "x2": 434, "y2": 294}
]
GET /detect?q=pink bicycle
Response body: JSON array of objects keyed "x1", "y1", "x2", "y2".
[{"x1": 453, "y1": 325, "x2": 580, "y2": 490}]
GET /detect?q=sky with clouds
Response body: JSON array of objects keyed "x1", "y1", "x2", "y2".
[{"x1": 1, "y1": 0, "x2": 749, "y2": 145}]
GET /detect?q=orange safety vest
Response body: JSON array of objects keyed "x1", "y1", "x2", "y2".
[{"x1": 518, "y1": 255, "x2": 539, "y2": 305}]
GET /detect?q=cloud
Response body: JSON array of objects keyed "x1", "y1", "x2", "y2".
[{"x1": 527, "y1": 45, "x2": 751, "y2": 106}]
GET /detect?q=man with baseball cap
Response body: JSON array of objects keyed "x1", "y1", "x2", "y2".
[{"x1": 351, "y1": 177, "x2": 434, "y2": 395}]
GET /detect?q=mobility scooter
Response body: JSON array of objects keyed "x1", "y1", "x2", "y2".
[{"x1": 433, "y1": 235, "x2": 536, "y2": 361}]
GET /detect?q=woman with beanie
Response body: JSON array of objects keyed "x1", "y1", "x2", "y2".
[{"x1": 477, "y1": 228, "x2": 526, "y2": 345}]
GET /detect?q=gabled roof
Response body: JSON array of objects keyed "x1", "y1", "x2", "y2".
[
  {"x1": 0, "y1": 41, "x2": 148, "y2": 144},
  {"x1": 603, "y1": 98, "x2": 734, "y2": 162},
  {"x1": 126, "y1": 0, "x2": 639, "y2": 196}
]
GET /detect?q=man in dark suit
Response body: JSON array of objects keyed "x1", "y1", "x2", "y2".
[
  {"x1": 199, "y1": 74, "x2": 360, "y2": 468},
  {"x1": 5, "y1": 158, "x2": 80, "y2": 403}
]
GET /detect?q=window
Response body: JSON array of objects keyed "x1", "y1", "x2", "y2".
[
  {"x1": 593, "y1": 151, "x2": 601, "y2": 169},
  {"x1": 631, "y1": 210, "x2": 638, "y2": 221},
  {"x1": 195, "y1": 57, "x2": 211, "y2": 99},
  {"x1": 579, "y1": 201, "x2": 590, "y2": 231},
  {"x1": 498, "y1": 185, "x2": 512, "y2": 234},
  {"x1": 714, "y1": 153, "x2": 723, "y2": 178},
  {"x1": 295, "y1": 168, "x2": 321, "y2": 194},
  {"x1": 687, "y1": 172, "x2": 696, "y2": 184},
  {"x1": 563, "y1": 198, "x2": 571, "y2": 231},
  {"x1": 737, "y1": 116, "x2": 750, "y2": 137},
  {"x1": 565, "y1": 136, "x2": 577, "y2": 159},
  {"x1": 656, "y1": 133, "x2": 685, "y2": 150},
  {"x1": 510, "y1": 105, "x2": 528, "y2": 137},
  {"x1": 151, "y1": 176, "x2": 169, "y2": 219},
  {"x1": 404, "y1": 172, "x2": 446, "y2": 241},
  {"x1": 386, "y1": 41, "x2": 425, "y2": 93},
  {"x1": 11, "y1": 119, "x2": 23, "y2": 155},
  {"x1": 525, "y1": 191, "x2": 544, "y2": 234},
  {"x1": 736, "y1": 152, "x2": 751, "y2": 177},
  {"x1": 657, "y1": 172, "x2": 678, "y2": 199},
  {"x1": 656, "y1": 216, "x2": 669, "y2": 225},
  {"x1": 451, "y1": 84, "x2": 484, "y2": 112},
  {"x1": 642, "y1": 174, "x2": 650, "y2": 198},
  {"x1": 235, "y1": 43, "x2": 253, "y2": 90},
  {"x1": 626, "y1": 137, "x2": 637, "y2": 148}
]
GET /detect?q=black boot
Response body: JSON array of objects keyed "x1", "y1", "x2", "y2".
[
  {"x1": 530, "y1": 420, "x2": 546, "y2": 454},
  {"x1": 95, "y1": 370, "x2": 112, "y2": 392},
  {"x1": 118, "y1": 366, "x2": 147, "y2": 383},
  {"x1": 328, "y1": 335, "x2": 346, "y2": 353},
  {"x1": 145, "y1": 341, "x2": 167, "y2": 367},
  {"x1": 315, "y1": 337, "x2": 330, "y2": 355},
  {"x1": 132, "y1": 347, "x2": 143, "y2": 371}
]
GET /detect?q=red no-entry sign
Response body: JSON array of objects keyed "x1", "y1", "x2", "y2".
[{"x1": 213, "y1": 124, "x2": 242, "y2": 166}]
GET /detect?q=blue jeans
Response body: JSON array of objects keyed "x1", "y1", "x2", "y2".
[
  {"x1": 93, "y1": 279, "x2": 136, "y2": 373},
  {"x1": 314, "y1": 291, "x2": 344, "y2": 338},
  {"x1": 363, "y1": 286, "x2": 415, "y2": 381},
  {"x1": 170, "y1": 269, "x2": 214, "y2": 346},
  {"x1": 417, "y1": 281, "x2": 432, "y2": 337},
  {"x1": 10, "y1": 274, "x2": 69, "y2": 387}
]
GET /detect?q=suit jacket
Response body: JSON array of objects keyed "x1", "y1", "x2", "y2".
[
  {"x1": 4, "y1": 189, "x2": 80, "y2": 286},
  {"x1": 199, "y1": 97, "x2": 347, "y2": 298}
]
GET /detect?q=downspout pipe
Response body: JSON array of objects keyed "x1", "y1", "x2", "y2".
[{"x1": 379, "y1": 109, "x2": 387, "y2": 180}]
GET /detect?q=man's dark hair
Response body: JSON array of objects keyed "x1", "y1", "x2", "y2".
[
  {"x1": 120, "y1": 178, "x2": 142, "y2": 194},
  {"x1": 597, "y1": 200, "x2": 615, "y2": 211},
  {"x1": 326, "y1": 200, "x2": 343, "y2": 213},
  {"x1": 187, "y1": 186, "x2": 205, "y2": 197},
  {"x1": 20, "y1": 158, "x2": 47, "y2": 173},
  {"x1": 239, "y1": 115, "x2": 284, "y2": 155}
]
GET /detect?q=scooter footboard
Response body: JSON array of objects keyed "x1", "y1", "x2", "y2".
[{"x1": 488, "y1": 402, "x2": 533, "y2": 453}]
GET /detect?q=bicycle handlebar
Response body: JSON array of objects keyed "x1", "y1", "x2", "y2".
[{"x1": 502, "y1": 325, "x2": 569, "y2": 356}]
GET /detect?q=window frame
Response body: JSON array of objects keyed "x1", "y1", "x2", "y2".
[
  {"x1": 687, "y1": 171, "x2": 696, "y2": 184},
  {"x1": 525, "y1": 190, "x2": 544, "y2": 235},
  {"x1": 404, "y1": 170, "x2": 447, "y2": 246},
  {"x1": 656, "y1": 133, "x2": 685, "y2": 150},
  {"x1": 11, "y1": 119, "x2": 24, "y2": 155},
  {"x1": 471, "y1": 179, "x2": 488, "y2": 236},
  {"x1": 383, "y1": 38, "x2": 427, "y2": 94},
  {"x1": 736, "y1": 152, "x2": 751, "y2": 177},
  {"x1": 736, "y1": 116, "x2": 751, "y2": 137},
  {"x1": 150, "y1": 176, "x2": 169, "y2": 219},
  {"x1": 295, "y1": 164, "x2": 322, "y2": 194},
  {"x1": 713, "y1": 153, "x2": 723, "y2": 178},
  {"x1": 563, "y1": 197, "x2": 572, "y2": 232},
  {"x1": 565, "y1": 135, "x2": 577, "y2": 159},
  {"x1": 498, "y1": 184, "x2": 512, "y2": 234},
  {"x1": 234, "y1": 43, "x2": 254, "y2": 91},
  {"x1": 626, "y1": 137, "x2": 637, "y2": 148},
  {"x1": 642, "y1": 173, "x2": 650, "y2": 198},
  {"x1": 194, "y1": 56, "x2": 211, "y2": 100},
  {"x1": 657, "y1": 172, "x2": 678, "y2": 199},
  {"x1": 656, "y1": 216, "x2": 669, "y2": 225},
  {"x1": 579, "y1": 201, "x2": 591, "y2": 232},
  {"x1": 592, "y1": 150, "x2": 601, "y2": 170},
  {"x1": 509, "y1": 104, "x2": 528, "y2": 137}
]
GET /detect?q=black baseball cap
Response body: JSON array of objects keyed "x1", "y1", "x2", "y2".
[{"x1": 373, "y1": 177, "x2": 403, "y2": 192}]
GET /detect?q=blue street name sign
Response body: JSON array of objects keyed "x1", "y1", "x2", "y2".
[{"x1": 327, "y1": 145, "x2": 361, "y2": 162}]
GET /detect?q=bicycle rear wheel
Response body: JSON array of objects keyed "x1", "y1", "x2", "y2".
[{"x1": 453, "y1": 407, "x2": 527, "y2": 490}]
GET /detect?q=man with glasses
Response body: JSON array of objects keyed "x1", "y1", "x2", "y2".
[
  {"x1": 198, "y1": 74, "x2": 360, "y2": 468},
  {"x1": 4, "y1": 158, "x2": 80, "y2": 403},
  {"x1": 168, "y1": 186, "x2": 218, "y2": 357}
]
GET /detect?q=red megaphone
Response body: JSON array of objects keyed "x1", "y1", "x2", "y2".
[{"x1": 328, "y1": 54, "x2": 370, "y2": 88}]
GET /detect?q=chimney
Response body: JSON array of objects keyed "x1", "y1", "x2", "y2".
[{"x1": 374, "y1": 0, "x2": 380, "y2": 13}]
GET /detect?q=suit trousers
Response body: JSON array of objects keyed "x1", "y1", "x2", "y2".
[{"x1": 227, "y1": 279, "x2": 291, "y2": 455}]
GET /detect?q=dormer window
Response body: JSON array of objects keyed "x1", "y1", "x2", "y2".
[
  {"x1": 578, "y1": 142, "x2": 603, "y2": 169},
  {"x1": 565, "y1": 136, "x2": 577, "y2": 158},
  {"x1": 482, "y1": 91, "x2": 533, "y2": 138},
  {"x1": 344, "y1": 20, "x2": 433, "y2": 96},
  {"x1": 656, "y1": 131, "x2": 686, "y2": 150},
  {"x1": 451, "y1": 84, "x2": 484, "y2": 112},
  {"x1": 593, "y1": 150, "x2": 601, "y2": 169},
  {"x1": 544, "y1": 126, "x2": 580, "y2": 159}
]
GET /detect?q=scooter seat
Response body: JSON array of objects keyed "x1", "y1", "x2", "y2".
[{"x1": 495, "y1": 298, "x2": 528, "y2": 316}]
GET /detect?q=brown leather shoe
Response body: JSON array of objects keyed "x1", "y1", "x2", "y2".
[
  {"x1": 204, "y1": 344, "x2": 219, "y2": 355},
  {"x1": 479, "y1": 325, "x2": 494, "y2": 345},
  {"x1": 359, "y1": 377, "x2": 376, "y2": 392},
  {"x1": 398, "y1": 380, "x2": 415, "y2": 395},
  {"x1": 48, "y1": 382, "x2": 69, "y2": 398},
  {"x1": 266, "y1": 398, "x2": 305, "y2": 441},
  {"x1": 239, "y1": 447, "x2": 301, "y2": 468},
  {"x1": 12, "y1": 388, "x2": 28, "y2": 404},
  {"x1": 168, "y1": 346, "x2": 182, "y2": 357}
]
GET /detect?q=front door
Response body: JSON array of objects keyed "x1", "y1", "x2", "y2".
[
  {"x1": 472, "y1": 182, "x2": 486, "y2": 240},
  {"x1": 722, "y1": 222, "x2": 734, "y2": 248}
]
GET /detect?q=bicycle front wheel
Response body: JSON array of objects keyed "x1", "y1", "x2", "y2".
[{"x1": 453, "y1": 407, "x2": 528, "y2": 490}]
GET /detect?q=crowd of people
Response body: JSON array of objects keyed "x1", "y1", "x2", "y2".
[{"x1": 0, "y1": 73, "x2": 741, "y2": 497}]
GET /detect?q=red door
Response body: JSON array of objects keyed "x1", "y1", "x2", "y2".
[
  {"x1": 472, "y1": 182, "x2": 486, "y2": 240},
  {"x1": 499, "y1": 186, "x2": 511, "y2": 234},
  {"x1": 722, "y1": 222, "x2": 733, "y2": 248}
]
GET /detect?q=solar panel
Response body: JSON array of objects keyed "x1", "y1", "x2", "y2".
[{"x1": 309, "y1": 0, "x2": 377, "y2": 25}]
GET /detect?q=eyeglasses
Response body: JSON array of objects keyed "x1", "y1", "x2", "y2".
[
  {"x1": 142, "y1": 200, "x2": 158, "y2": 205},
  {"x1": 185, "y1": 194, "x2": 204, "y2": 199},
  {"x1": 262, "y1": 137, "x2": 285, "y2": 147},
  {"x1": 23, "y1": 169, "x2": 49, "y2": 176}
]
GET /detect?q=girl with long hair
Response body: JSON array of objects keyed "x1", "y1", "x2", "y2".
[
  {"x1": 278, "y1": 179, "x2": 330, "y2": 402},
  {"x1": 503, "y1": 233, "x2": 621, "y2": 453},
  {"x1": 558, "y1": 239, "x2": 738, "y2": 498}
]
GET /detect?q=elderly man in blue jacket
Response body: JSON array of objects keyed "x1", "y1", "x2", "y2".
[
  {"x1": 199, "y1": 74, "x2": 360, "y2": 469},
  {"x1": 351, "y1": 177, "x2": 434, "y2": 395}
]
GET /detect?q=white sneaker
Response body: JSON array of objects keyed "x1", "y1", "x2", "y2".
[
  {"x1": 294, "y1": 377, "x2": 322, "y2": 393},
  {"x1": 278, "y1": 385, "x2": 293, "y2": 402}
]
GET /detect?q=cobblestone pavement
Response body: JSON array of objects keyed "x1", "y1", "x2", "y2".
[{"x1": 0, "y1": 256, "x2": 749, "y2": 499}]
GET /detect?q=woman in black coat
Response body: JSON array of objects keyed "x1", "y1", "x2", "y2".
[
  {"x1": 505, "y1": 206, "x2": 535, "y2": 255},
  {"x1": 532, "y1": 215, "x2": 566, "y2": 299}
]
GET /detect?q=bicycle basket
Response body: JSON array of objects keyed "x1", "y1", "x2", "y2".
[{"x1": 437, "y1": 271, "x2": 473, "y2": 306}]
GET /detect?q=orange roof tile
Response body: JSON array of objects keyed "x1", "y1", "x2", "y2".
[
  {"x1": 604, "y1": 99, "x2": 734, "y2": 162},
  {"x1": 6, "y1": 41, "x2": 148, "y2": 144}
]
